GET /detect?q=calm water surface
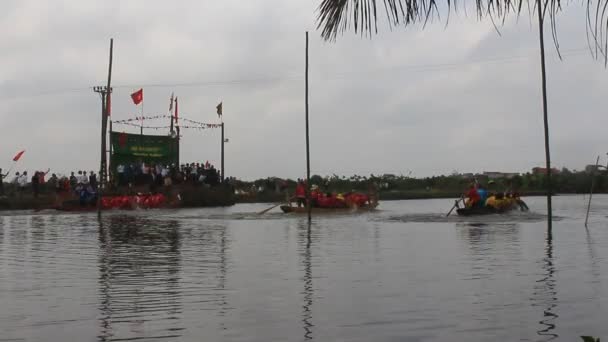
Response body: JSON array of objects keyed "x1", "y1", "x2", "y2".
[{"x1": 1, "y1": 195, "x2": 608, "y2": 341}]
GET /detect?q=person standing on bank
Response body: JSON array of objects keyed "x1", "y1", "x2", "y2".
[
  {"x1": 0, "y1": 168, "x2": 8, "y2": 196},
  {"x1": 31, "y1": 171, "x2": 40, "y2": 198}
]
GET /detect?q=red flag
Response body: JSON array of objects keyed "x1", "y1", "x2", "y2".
[
  {"x1": 130, "y1": 88, "x2": 143, "y2": 105},
  {"x1": 12, "y1": 150, "x2": 25, "y2": 162},
  {"x1": 175, "y1": 97, "x2": 179, "y2": 123}
]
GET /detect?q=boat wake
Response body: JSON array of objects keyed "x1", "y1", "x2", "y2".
[{"x1": 379, "y1": 211, "x2": 557, "y2": 224}]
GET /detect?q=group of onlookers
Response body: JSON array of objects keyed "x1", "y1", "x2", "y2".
[
  {"x1": 114, "y1": 161, "x2": 220, "y2": 189},
  {"x1": 0, "y1": 168, "x2": 97, "y2": 198},
  {"x1": 0, "y1": 160, "x2": 222, "y2": 198}
]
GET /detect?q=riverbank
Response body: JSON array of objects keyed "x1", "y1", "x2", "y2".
[{"x1": 0, "y1": 184, "x2": 235, "y2": 211}]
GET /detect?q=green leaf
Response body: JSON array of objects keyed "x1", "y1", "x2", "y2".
[{"x1": 581, "y1": 336, "x2": 599, "y2": 342}]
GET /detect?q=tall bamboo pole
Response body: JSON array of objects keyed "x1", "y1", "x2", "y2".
[
  {"x1": 536, "y1": 0, "x2": 552, "y2": 234},
  {"x1": 98, "y1": 38, "x2": 113, "y2": 215},
  {"x1": 305, "y1": 32, "x2": 311, "y2": 222}
]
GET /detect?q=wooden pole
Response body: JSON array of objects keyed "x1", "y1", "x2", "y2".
[
  {"x1": 98, "y1": 38, "x2": 113, "y2": 215},
  {"x1": 584, "y1": 156, "x2": 600, "y2": 227},
  {"x1": 221, "y1": 122, "x2": 225, "y2": 182},
  {"x1": 109, "y1": 120, "x2": 113, "y2": 185},
  {"x1": 536, "y1": 0, "x2": 552, "y2": 234},
  {"x1": 305, "y1": 31, "x2": 311, "y2": 222}
]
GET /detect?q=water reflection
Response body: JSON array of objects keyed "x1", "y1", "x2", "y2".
[
  {"x1": 533, "y1": 234, "x2": 559, "y2": 341},
  {"x1": 298, "y1": 221, "x2": 314, "y2": 340},
  {"x1": 97, "y1": 215, "x2": 183, "y2": 341}
]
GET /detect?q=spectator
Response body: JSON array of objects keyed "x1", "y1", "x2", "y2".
[
  {"x1": 69, "y1": 172, "x2": 77, "y2": 189},
  {"x1": 89, "y1": 171, "x2": 98, "y2": 190},
  {"x1": 19, "y1": 171, "x2": 29, "y2": 192},
  {"x1": 31, "y1": 171, "x2": 40, "y2": 198},
  {"x1": 12, "y1": 172, "x2": 20, "y2": 185},
  {"x1": 48, "y1": 174, "x2": 59, "y2": 193},
  {"x1": 0, "y1": 168, "x2": 8, "y2": 196}
]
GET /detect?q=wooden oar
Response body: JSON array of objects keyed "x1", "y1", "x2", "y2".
[
  {"x1": 446, "y1": 196, "x2": 464, "y2": 217},
  {"x1": 258, "y1": 202, "x2": 284, "y2": 215},
  {"x1": 258, "y1": 196, "x2": 295, "y2": 215}
]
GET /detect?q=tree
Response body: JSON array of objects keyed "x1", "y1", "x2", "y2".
[{"x1": 317, "y1": 0, "x2": 608, "y2": 56}]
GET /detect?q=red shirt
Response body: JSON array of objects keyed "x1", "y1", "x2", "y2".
[
  {"x1": 295, "y1": 184, "x2": 306, "y2": 198},
  {"x1": 467, "y1": 188, "x2": 480, "y2": 202}
]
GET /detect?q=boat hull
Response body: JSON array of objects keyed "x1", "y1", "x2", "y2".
[
  {"x1": 280, "y1": 203, "x2": 378, "y2": 214},
  {"x1": 456, "y1": 205, "x2": 520, "y2": 216}
]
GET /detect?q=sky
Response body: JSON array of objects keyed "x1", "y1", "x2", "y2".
[{"x1": 0, "y1": 0, "x2": 607, "y2": 180}]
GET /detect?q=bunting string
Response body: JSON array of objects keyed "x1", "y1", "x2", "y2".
[
  {"x1": 111, "y1": 115, "x2": 221, "y2": 128},
  {"x1": 112, "y1": 121, "x2": 220, "y2": 130}
]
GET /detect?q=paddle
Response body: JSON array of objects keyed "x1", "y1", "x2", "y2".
[
  {"x1": 258, "y1": 196, "x2": 295, "y2": 215},
  {"x1": 446, "y1": 196, "x2": 465, "y2": 217}
]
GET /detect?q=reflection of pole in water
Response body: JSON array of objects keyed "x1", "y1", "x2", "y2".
[
  {"x1": 533, "y1": 233, "x2": 558, "y2": 341},
  {"x1": 300, "y1": 221, "x2": 314, "y2": 340},
  {"x1": 217, "y1": 227, "x2": 229, "y2": 318}
]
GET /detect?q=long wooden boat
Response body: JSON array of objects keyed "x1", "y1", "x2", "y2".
[
  {"x1": 456, "y1": 199, "x2": 529, "y2": 216},
  {"x1": 280, "y1": 202, "x2": 379, "y2": 214}
]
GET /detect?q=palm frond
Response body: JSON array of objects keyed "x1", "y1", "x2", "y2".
[{"x1": 317, "y1": 0, "x2": 608, "y2": 62}]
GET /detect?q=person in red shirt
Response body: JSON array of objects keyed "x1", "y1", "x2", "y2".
[
  {"x1": 310, "y1": 185, "x2": 321, "y2": 207},
  {"x1": 465, "y1": 183, "x2": 480, "y2": 208},
  {"x1": 295, "y1": 180, "x2": 306, "y2": 207}
]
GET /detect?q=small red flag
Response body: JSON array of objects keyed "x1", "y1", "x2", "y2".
[
  {"x1": 130, "y1": 88, "x2": 143, "y2": 105},
  {"x1": 12, "y1": 150, "x2": 25, "y2": 162}
]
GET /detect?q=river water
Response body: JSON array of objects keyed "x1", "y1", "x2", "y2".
[{"x1": 1, "y1": 195, "x2": 608, "y2": 341}]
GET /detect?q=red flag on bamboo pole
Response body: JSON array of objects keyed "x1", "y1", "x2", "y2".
[
  {"x1": 130, "y1": 88, "x2": 143, "y2": 105},
  {"x1": 12, "y1": 150, "x2": 25, "y2": 162}
]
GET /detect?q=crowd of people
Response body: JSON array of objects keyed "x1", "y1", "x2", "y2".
[
  {"x1": 114, "y1": 161, "x2": 220, "y2": 188},
  {"x1": 292, "y1": 179, "x2": 374, "y2": 208},
  {"x1": 0, "y1": 160, "x2": 221, "y2": 199},
  {"x1": 463, "y1": 181, "x2": 524, "y2": 210},
  {"x1": 0, "y1": 168, "x2": 98, "y2": 199}
]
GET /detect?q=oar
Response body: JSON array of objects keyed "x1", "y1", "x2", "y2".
[
  {"x1": 446, "y1": 196, "x2": 464, "y2": 217},
  {"x1": 258, "y1": 196, "x2": 295, "y2": 215},
  {"x1": 258, "y1": 203, "x2": 283, "y2": 215}
]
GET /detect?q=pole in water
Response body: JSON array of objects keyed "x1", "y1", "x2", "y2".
[
  {"x1": 305, "y1": 31, "x2": 311, "y2": 223},
  {"x1": 536, "y1": 0, "x2": 552, "y2": 233},
  {"x1": 98, "y1": 38, "x2": 113, "y2": 215},
  {"x1": 585, "y1": 156, "x2": 600, "y2": 228}
]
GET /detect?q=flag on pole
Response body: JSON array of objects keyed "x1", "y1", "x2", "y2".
[
  {"x1": 131, "y1": 88, "x2": 143, "y2": 105},
  {"x1": 169, "y1": 93, "x2": 174, "y2": 113},
  {"x1": 12, "y1": 150, "x2": 25, "y2": 162},
  {"x1": 216, "y1": 102, "x2": 223, "y2": 118}
]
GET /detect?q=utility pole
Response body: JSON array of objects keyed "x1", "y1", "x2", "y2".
[{"x1": 93, "y1": 86, "x2": 112, "y2": 185}]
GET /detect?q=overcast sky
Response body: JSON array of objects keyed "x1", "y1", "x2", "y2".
[{"x1": 0, "y1": 0, "x2": 607, "y2": 180}]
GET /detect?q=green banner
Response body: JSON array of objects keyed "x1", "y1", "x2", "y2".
[{"x1": 110, "y1": 132, "x2": 178, "y2": 168}]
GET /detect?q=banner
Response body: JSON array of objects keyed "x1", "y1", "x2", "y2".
[{"x1": 110, "y1": 132, "x2": 178, "y2": 168}]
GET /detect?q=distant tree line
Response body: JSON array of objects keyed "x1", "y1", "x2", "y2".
[{"x1": 230, "y1": 168, "x2": 604, "y2": 202}]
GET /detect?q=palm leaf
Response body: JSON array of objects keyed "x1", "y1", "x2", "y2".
[{"x1": 317, "y1": 0, "x2": 608, "y2": 61}]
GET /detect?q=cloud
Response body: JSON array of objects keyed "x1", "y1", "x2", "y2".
[{"x1": 0, "y1": 0, "x2": 606, "y2": 180}]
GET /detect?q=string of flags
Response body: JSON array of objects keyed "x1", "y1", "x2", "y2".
[
  {"x1": 111, "y1": 115, "x2": 221, "y2": 128},
  {"x1": 112, "y1": 121, "x2": 221, "y2": 130}
]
